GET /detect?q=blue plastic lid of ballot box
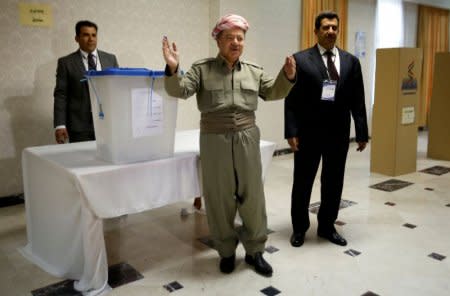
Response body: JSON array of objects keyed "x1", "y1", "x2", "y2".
[{"x1": 86, "y1": 68, "x2": 165, "y2": 77}]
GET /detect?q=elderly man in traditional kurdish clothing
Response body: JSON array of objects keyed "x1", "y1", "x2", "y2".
[{"x1": 162, "y1": 14, "x2": 296, "y2": 277}]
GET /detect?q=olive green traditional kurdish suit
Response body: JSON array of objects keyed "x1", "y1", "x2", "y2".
[{"x1": 164, "y1": 55, "x2": 294, "y2": 257}]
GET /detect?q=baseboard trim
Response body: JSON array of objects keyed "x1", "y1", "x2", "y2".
[
  {"x1": 0, "y1": 194, "x2": 24, "y2": 208},
  {"x1": 273, "y1": 137, "x2": 361, "y2": 157},
  {"x1": 273, "y1": 148, "x2": 292, "y2": 156}
]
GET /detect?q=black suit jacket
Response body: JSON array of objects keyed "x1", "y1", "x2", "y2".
[
  {"x1": 285, "y1": 45, "x2": 368, "y2": 144},
  {"x1": 53, "y1": 49, "x2": 118, "y2": 133}
]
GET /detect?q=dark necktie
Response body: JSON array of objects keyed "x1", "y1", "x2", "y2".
[
  {"x1": 325, "y1": 50, "x2": 339, "y2": 80},
  {"x1": 88, "y1": 53, "x2": 97, "y2": 71}
]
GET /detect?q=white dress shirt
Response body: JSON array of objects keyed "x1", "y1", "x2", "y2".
[{"x1": 317, "y1": 44, "x2": 340, "y2": 78}]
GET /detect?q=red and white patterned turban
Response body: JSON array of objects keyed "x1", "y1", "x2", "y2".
[{"x1": 211, "y1": 14, "x2": 250, "y2": 40}]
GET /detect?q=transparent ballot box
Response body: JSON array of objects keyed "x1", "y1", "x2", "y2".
[{"x1": 86, "y1": 68, "x2": 177, "y2": 164}]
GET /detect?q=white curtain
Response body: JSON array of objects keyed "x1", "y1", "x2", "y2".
[
  {"x1": 371, "y1": 0, "x2": 405, "y2": 108},
  {"x1": 376, "y1": 0, "x2": 405, "y2": 48}
]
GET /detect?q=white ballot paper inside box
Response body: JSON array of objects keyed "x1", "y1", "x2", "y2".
[
  {"x1": 86, "y1": 68, "x2": 177, "y2": 164},
  {"x1": 132, "y1": 88, "x2": 164, "y2": 137}
]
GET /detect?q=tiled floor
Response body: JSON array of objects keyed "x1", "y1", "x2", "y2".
[{"x1": 1, "y1": 131, "x2": 449, "y2": 295}]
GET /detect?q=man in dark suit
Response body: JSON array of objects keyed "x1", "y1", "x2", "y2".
[
  {"x1": 54, "y1": 20, "x2": 118, "y2": 143},
  {"x1": 284, "y1": 11, "x2": 368, "y2": 248}
]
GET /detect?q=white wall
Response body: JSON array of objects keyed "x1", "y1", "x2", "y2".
[
  {"x1": 212, "y1": 0, "x2": 301, "y2": 147},
  {"x1": 2, "y1": 0, "x2": 441, "y2": 197},
  {"x1": 0, "y1": 0, "x2": 301, "y2": 197},
  {"x1": 347, "y1": 0, "x2": 377, "y2": 138},
  {"x1": 0, "y1": 0, "x2": 209, "y2": 196},
  {"x1": 404, "y1": 2, "x2": 419, "y2": 47}
]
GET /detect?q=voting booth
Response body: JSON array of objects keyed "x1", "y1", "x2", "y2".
[
  {"x1": 371, "y1": 48, "x2": 423, "y2": 176},
  {"x1": 427, "y1": 52, "x2": 450, "y2": 161},
  {"x1": 86, "y1": 68, "x2": 177, "y2": 164}
]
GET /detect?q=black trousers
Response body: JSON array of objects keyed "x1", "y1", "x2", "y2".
[
  {"x1": 291, "y1": 138, "x2": 349, "y2": 234},
  {"x1": 68, "y1": 130, "x2": 95, "y2": 143}
]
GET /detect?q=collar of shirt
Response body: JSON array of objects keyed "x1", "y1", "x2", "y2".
[
  {"x1": 317, "y1": 44, "x2": 337, "y2": 57},
  {"x1": 317, "y1": 44, "x2": 340, "y2": 75},
  {"x1": 80, "y1": 48, "x2": 98, "y2": 60},
  {"x1": 80, "y1": 49, "x2": 99, "y2": 70},
  {"x1": 216, "y1": 54, "x2": 242, "y2": 71}
]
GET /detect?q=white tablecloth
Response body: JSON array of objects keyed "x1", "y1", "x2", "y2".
[{"x1": 20, "y1": 129, "x2": 276, "y2": 295}]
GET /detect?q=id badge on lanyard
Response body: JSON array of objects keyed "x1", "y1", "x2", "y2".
[{"x1": 321, "y1": 80, "x2": 337, "y2": 102}]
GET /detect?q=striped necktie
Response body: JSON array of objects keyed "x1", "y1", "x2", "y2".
[
  {"x1": 88, "y1": 53, "x2": 97, "y2": 71},
  {"x1": 325, "y1": 50, "x2": 339, "y2": 80}
]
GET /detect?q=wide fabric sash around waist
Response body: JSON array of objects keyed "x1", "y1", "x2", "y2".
[{"x1": 200, "y1": 109, "x2": 256, "y2": 133}]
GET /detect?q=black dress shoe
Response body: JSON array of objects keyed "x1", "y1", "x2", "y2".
[
  {"x1": 290, "y1": 233, "x2": 305, "y2": 247},
  {"x1": 318, "y1": 231, "x2": 347, "y2": 246},
  {"x1": 245, "y1": 252, "x2": 273, "y2": 277},
  {"x1": 219, "y1": 254, "x2": 235, "y2": 274}
]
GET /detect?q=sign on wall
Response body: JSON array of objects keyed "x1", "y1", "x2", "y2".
[
  {"x1": 18, "y1": 3, "x2": 53, "y2": 27},
  {"x1": 355, "y1": 31, "x2": 366, "y2": 58}
]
